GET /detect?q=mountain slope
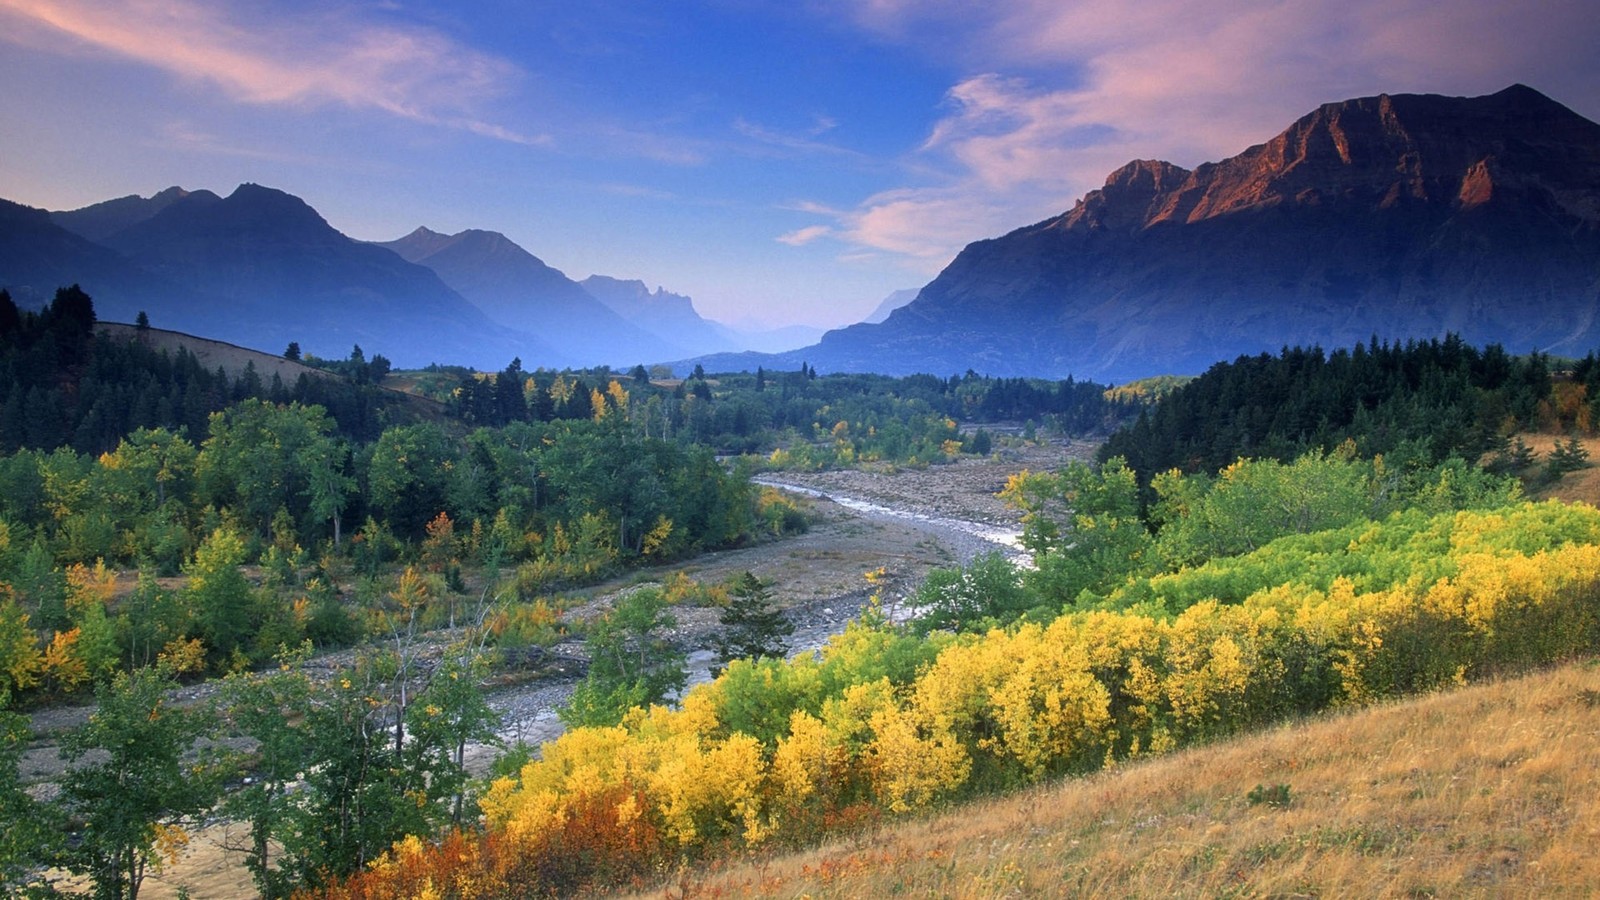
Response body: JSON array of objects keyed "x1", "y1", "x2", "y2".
[
  {"x1": 863, "y1": 288, "x2": 919, "y2": 324},
  {"x1": 0, "y1": 196, "x2": 207, "y2": 324},
  {"x1": 51, "y1": 186, "x2": 218, "y2": 243},
  {"x1": 95, "y1": 185, "x2": 542, "y2": 367},
  {"x1": 579, "y1": 274, "x2": 737, "y2": 357},
  {"x1": 711, "y1": 84, "x2": 1600, "y2": 381},
  {"x1": 378, "y1": 227, "x2": 668, "y2": 367},
  {"x1": 676, "y1": 658, "x2": 1600, "y2": 897}
]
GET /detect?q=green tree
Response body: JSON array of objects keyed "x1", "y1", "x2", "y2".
[
  {"x1": 220, "y1": 644, "x2": 315, "y2": 900},
  {"x1": 0, "y1": 692, "x2": 58, "y2": 895},
  {"x1": 910, "y1": 551, "x2": 1032, "y2": 634},
  {"x1": 197, "y1": 399, "x2": 347, "y2": 543},
  {"x1": 711, "y1": 571, "x2": 793, "y2": 675},
  {"x1": 366, "y1": 423, "x2": 458, "y2": 540},
  {"x1": 185, "y1": 526, "x2": 257, "y2": 669},
  {"x1": 561, "y1": 587, "x2": 686, "y2": 728},
  {"x1": 277, "y1": 652, "x2": 416, "y2": 889},
  {"x1": 1005, "y1": 457, "x2": 1154, "y2": 606},
  {"x1": 400, "y1": 643, "x2": 499, "y2": 827},
  {"x1": 1546, "y1": 436, "x2": 1591, "y2": 479},
  {"x1": 56, "y1": 656, "x2": 220, "y2": 900}
]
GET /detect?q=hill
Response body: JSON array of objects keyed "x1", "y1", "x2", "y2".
[
  {"x1": 690, "y1": 84, "x2": 1600, "y2": 381},
  {"x1": 660, "y1": 657, "x2": 1600, "y2": 898},
  {"x1": 93, "y1": 321, "x2": 445, "y2": 423}
]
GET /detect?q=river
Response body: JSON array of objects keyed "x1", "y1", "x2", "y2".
[{"x1": 476, "y1": 479, "x2": 1027, "y2": 765}]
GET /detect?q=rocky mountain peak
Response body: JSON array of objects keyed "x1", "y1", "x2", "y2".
[
  {"x1": 761, "y1": 84, "x2": 1600, "y2": 382},
  {"x1": 1040, "y1": 85, "x2": 1600, "y2": 239},
  {"x1": 1054, "y1": 159, "x2": 1194, "y2": 232}
]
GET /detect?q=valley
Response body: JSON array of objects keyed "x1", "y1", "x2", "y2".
[
  {"x1": 2, "y1": 76, "x2": 1598, "y2": 900},
  {"x1": 22, "y1": 438, "x2": 1087, "y2": 899}
]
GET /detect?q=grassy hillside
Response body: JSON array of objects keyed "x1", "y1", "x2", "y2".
[{"x1": 647, "y1": 657, "x2": 1600, "y2": 898}]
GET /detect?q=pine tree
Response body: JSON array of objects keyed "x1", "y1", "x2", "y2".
[{"x1": 711, "y1": 572, "x2": 793, "y2": 675}]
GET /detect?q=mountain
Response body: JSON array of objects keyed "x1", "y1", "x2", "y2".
[
  {"x1": 862, "y1": 288, "x2": 919, "y2": 325},
  {"x1": 579, "y1": 275, "x2": 737, "y2": 357},
  {"x1": 696, "y1": 84, "x2": 1600, "y2": 381},
  {"x1": 77, "y1": 184, "x2": 543, "y2": 368},
  {"x1": 377, "y1": 227, "x2": 670, "y2": 367},
  {"x1": 0, "y1": 195, "x2": 207, "y2": 324},
  {"x1": 51, "y1": 186, "x2": 218, "y2": 243},
  {"x1": 708, "y1": 321, "x2": 825, "y2": 354}
]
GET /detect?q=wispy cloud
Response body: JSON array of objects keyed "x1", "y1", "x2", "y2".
[
  {"x1": 0, "y1": 0, "x2": 547, "y2": 144},
  {"x1": 776, "y1": 224, "x2": 832, "y2": 246},
  {"x1": 733, "y1": 117, "x2": 869, "y2": 162},
  {"x1": 794, "y1": 0, "x2": 1600, "y2": 267}
]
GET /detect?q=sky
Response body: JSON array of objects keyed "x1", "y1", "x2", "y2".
[{"x1": 1, "y1": 1, "x2": 1596, "y2": 330}]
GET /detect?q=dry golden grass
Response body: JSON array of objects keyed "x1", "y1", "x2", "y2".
[
  {"x1": 641, "y1": 658, "x2": 1600, "y2": 899},
  {"x1": 1520, "y1": 432, "x2": 1600, "y2": 505}
]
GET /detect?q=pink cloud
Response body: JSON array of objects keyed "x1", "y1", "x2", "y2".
[{"x1": 0, "y1": 0, "x2": 544, "y2": 143}]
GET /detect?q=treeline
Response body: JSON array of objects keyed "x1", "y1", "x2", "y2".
[
  {"x1": 0, "y1": 286, "x2": 405, "y2": 454},
  {"x1": 1100, "y1": 336, "x2": 1558, "y2": 483},
  {"x1": 0, "y1": 398, "x2": 791, "y2": 693},
  {"x1": 446, "y1": 360, "x2": 1139, "y2": 463}
]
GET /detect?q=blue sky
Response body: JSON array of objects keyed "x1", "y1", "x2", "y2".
[{"x1": 1, "y1": 1, "x2": 1596, "y2": 329}]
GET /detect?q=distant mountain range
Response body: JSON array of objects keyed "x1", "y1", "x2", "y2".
[
  {"x1": 693, "y1": 84, "x2": 1600, "y2": 382},
  {"x1": 6, "y1": 84, "x2": 1594, "y2": 380},
  {"x1": 0, "y1": 184, "x2": 805, "y2": 369}
]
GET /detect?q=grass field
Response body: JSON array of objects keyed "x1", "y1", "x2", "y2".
[{"x1": 638, "y1": 657, "x2": 1600, "y2": 899}]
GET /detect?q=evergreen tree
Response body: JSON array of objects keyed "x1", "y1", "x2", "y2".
[
  {"x1": 711, "y1": 571, "x2": 792, "y2": 675},
  {"x1": 0, "y1": 289, "x2": 19, "y2": 339}
]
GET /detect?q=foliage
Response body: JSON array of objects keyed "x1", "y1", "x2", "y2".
[
  {"x1": 446, "y1": 365, "x2": 1139, "y2": 462},
  {"x1": 219, "y1": 645, "x2": 316, "y2": 900},
  {"x1": 345, "y1": 498, "x2": 1600, "y2": 897},
  {"x1": 1246, "y1": 782, "x2": 1292, "y2": 808},
  {"x1": 1002, "y1": 447, "x2": 1523, "y2": 616},
  {"x1": 710, "y1": 571, "x2": 794, "y2": 675},
  {"x1": 56, "y1": 652, "x2": 220, "y2": 900},
  {"x1": 909, "y1": 551, "x2": 1035, "y2": 633},
  {"x1": 0, "y1": 694, "x2": 55, "y2": 895},
  {"x1": 1101, "y1": 336, "x2": 1551, "y2": 490},
  {"x1": 0, "y1": 287, "x2": 402, "y2": 456},
  {"x1": 560, "y1": 587, "x2": 686, "y2": 728}
]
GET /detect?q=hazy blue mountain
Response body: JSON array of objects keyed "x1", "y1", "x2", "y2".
[
  {"x1": 693, "y1": 85, "x2": 1600, "y2": 382},
  {"x1": 51, "y1": 186, "x2": 219, "y2": 243},
  {"x1": 0, "y1": 195, "x2": 207, "y2": 326},
  {"x1": 579, "y1": 274, "x2": 737, "y2": 357},
  {"x1": 90, "y1": 184, "x2": 547, "y2": 367},
  {"x1": 707, "y1": 321, "x2": 826, "y2": 354},
  {"x1": 862, "y1": 288, "x2": 919, "y2": 325},
  {"x1": 377, "y1": 227, "x2": 673, "y2": 367}
]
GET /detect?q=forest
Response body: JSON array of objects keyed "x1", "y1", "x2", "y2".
[{"x1": 1, "y1": 286, "x2": 1598, "y2": 898}]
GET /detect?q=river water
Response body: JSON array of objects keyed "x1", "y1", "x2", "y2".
[{"x1": 477, "y1": 480, "x2": 1027, "y2": 765}]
